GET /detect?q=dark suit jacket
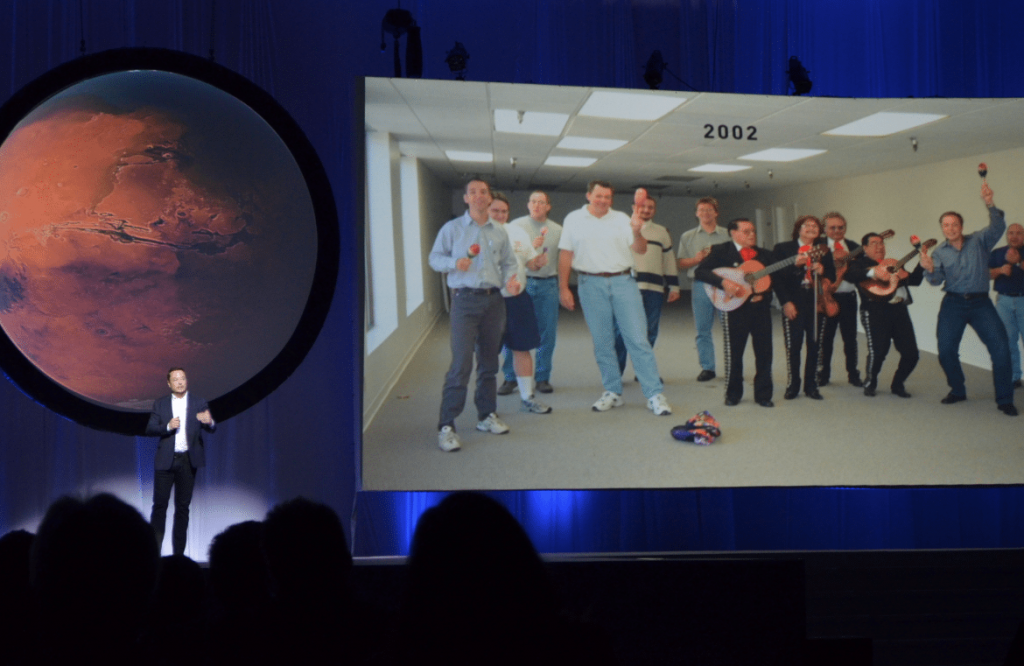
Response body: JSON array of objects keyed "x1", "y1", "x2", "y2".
[
  {"x1": 772, "y1": 238, "x2": 836, "y2": 306},
  {"x1": 145, "y1": 394, "x2": 216, "y2": 470},
  {"x1": 694, "y1": 240, "x2": 775, "y2": 303}
]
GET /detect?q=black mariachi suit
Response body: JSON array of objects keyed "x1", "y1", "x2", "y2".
[
  {"x1": 818, "y1": 238, "x2": 862, "y2": 386},
  {"x1": 843, "y1": 256, "x2": 924, "y2": 393},
  {"x1": 695, "y1": 241, "x2": 774, "y2": 404},
  {"x1": 772, "y1": 239, "x2": 835, "y2": 396}
]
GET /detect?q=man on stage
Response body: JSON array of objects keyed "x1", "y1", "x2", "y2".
[
  {"x1": 678, "y1": 197, "x2": 730, "y2": 382},
  {"x1": 695, "y1": 218, "x2": 775, "y2": 407},
  {"x1": 844, "y1": 233, "x2": 925, "y2": 398},
  {"x1": 989, "y1": 223, "x2": 1024, "y2": 389},
  {"x1": 146, "y1": 367, "x2": 216, "y2": 555},
  {"x1": 920, "y1": 182, "x2": 1017, "y2": 416},
  {"x1": 558, "y1": 181, "x2": 672, "y2": 416},
  {"x1": 817, "y1": 212, "x2": 863, "y2": 387}
]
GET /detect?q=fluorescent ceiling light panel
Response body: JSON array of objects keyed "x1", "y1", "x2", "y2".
[
  {"x1": 579, "y1": 91, "x2": 686, "y2": 121},
  {"x1": 445, "y1": 150, "x2": 493, "y2": 162},
  {"x1": 688, "y1": 164, "x2": 751, "y2": 173},
  {"x1": 824, "y1": 112, "x2": 946, "y2": 137},
  {"x1": 740, "y1": 148, "x2": 827, "y2": 162},
  {"x1": 557, "y1": 136, "x2": 629, "y2": 151},
  {"x1": 494, "y1": 109, "x2": 570, "y2": 136},
  {"x1": 544, "y1": 156, "x2": 597, "y2": 167}
]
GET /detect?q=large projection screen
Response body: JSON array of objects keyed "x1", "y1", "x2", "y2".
[{"x1": 362, "y1": 77, "x2": 1024, "y2": 492}]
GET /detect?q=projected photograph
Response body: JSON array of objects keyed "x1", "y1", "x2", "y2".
[
  {"x1": 362, "y1": 77, "x2": 1024, "y2": 492},
  {"x1": 0, "y1": 49, "x2": 336, "y2": 434}
]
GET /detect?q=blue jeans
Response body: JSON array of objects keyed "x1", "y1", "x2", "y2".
[
  {"x1": 614, "y1": 289, "x2": 664, "y2": 374},
  {"x1": 996, "y1": 294, "x2": 1024, "y2": 382},
  {"x1": 936, "y1": 293, "x2": 1014, "y2": 404},
  {"x1": 691, "y1": 282, "x2": 717, "y2": 372},
  {"x1": 577, "y1": 273, "x2": 663, "y2": 399},
  {"x1": 503, "y1": 277, "x2": 559, "y2": 382}
]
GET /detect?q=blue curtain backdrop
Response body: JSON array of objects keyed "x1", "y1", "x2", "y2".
[{"x1": 2, "y1": 0, "x2": 1024, "y2": 557}]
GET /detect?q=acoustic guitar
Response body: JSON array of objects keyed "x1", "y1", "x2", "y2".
[
  {"x1": 860, "y1": 238, "x2": 937, "y2": 297},
  {"x1": 705, "y1": 245, "x2": 826, "y2": 312},
  {"x1": 819, "y1": 230, "x2": 895, "y2": 314}
]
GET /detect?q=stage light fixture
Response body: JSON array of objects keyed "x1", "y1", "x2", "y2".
[
  {"x1": 445, "y1": 42, "x2": 470, "y2": 80},
  {"x1": 644, "y1": 50, "x2": 666, "y2": 89},
  {"x1": 787, "y1": 56, "x2": 812, "y2": 96},
  {"x1": 380, "y1": 7, "x2": 422, "y2": 78}
]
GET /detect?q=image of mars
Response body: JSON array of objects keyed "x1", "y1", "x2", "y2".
[{"x1": 0, "y1": 71, "x2": 317, "y2": 409}]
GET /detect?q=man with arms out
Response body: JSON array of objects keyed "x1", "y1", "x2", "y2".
[
  {"x1": 694, "y1": 218, "x2": 775, "y2": 407},
  {"x1": 920, "y1": 182, "x2": 1017, "y2": 415},
  {"x1": 773, "y1": 215, "x2": 835, "y2": 400},
  {"x1": 678, "y1": 197, "x2": 730, "y2": 382},
  {"x1": 146, "y1": 367, "x2": 215, "y2": 555},
  {"x1": 489, "y1": 192, "x2": 551, "y2": 414},
  {"x1": 500, "y1": 191, "x2": 562, "y2": 395},
  {"x1": 817, "y1": 212, "x2": 863, "y2": 387},
  {"x1": 429, "y1": 179, "x2": 522, "y2": 452},
  {"x1": 844, "y1": 233, "x2": 925, "y2": 398},
  {"x1": 614, "y1": 196, "x2": 680, "y2": 376},
  {"x1": 989, "y1": 223, "x2": 1024, "y2": 389},
  {"x1": 558, "y1": 181, "x2": 672, "y2": 415}
]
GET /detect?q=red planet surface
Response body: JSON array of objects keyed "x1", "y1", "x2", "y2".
[{"x1": 0, "y1": 71, "x2": 317, "y2": 410}]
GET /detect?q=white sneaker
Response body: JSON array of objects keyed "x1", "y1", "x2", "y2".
[
  {"x1": 476, "y1": 413, "x2": 510, "y2": 434},
  {"x1": 438, "y1": 426, "x2": 461, "y2": 452},
  {"x1": 647, "y1": 393, "x2": 672, "y2": 416},
  {"x1": 592, "y1": 391, "x2": 624, "y2": 412},
  {"x1": 521, "y1": 396, "x2": 552, "y2": 414}
]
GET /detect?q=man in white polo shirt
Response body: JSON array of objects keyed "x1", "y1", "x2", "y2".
[{"x1": 558, "y1": 181, "x2": 671, "y2": 415}]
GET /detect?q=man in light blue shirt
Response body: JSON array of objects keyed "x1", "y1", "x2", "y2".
[
  {"x1": 428, "y1": 179, "x2": 522, "y2": 450},
  {"x1": 920, "y1": 182, "x2": 1017, "y2": 416}
]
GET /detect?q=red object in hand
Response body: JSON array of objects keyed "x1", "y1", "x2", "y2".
[
  {"x1": 467, "y1": 243, "x2": 481, "y2": 258},
  {"x1": 634, "y1": 188, "x2": 648, "y2": 206},
  {"x1": 910, "y1": 235, "x2": 921, "y2": 246},
  {"x1": 979, "y1": 162, "x2": 988, "y2": 178}
]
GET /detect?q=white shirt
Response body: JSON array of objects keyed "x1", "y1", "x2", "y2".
[
  {"x1": 171, "y1": 393, "x2": 188, "y2": 452},
  {"x1": 558, "y1": 205, "x2": 636, "y2": 274},
  {"x1": 501, "y1": 223, "x2": 538, "y2": 297}
]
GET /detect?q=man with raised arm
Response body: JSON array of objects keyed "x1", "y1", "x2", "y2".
[
  {"x1": 558, "y1": 181, "x2": 672, "y2": 416},
  {"x1": 920, "y1": 182, "x2": 1017, "y2": 416},
  {"x1": 428, "y1": 179, "x2": 522, "y2": 452}
]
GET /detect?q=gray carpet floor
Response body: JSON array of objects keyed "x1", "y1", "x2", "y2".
[{"x1": 362, "y1": 297, "x2": 1023, "y2": 491}]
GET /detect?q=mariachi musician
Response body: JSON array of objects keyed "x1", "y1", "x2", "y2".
[
  {"x1": 817, "y1": 212, "x2": 863, "y2": 388},
  {"x1": 843, "y1": 232, "x2": 927, "y2": 398},
  {"x1": 773, "y1": 215, "x2": 836, "y2": 401},
  {"x1": 695, "y1": 217, "x2": 775, "y2": 407}
]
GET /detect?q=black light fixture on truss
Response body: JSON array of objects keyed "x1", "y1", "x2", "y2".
[
  {"x1": 445, "y1": 42, "x2": 470, "y2": 80},
  {"x1": 380, "y1": 5, "x2": 422, "y2": 78},
  {"x1": 643, "y1": 50, "x2": 697, "y2": 91},
  {"x1": 787, "y1": 55, "x2": 812, "y2": 95}
]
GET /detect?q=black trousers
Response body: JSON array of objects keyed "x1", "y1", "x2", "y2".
[
  {"x1": 721, "y1": 300, "x2": 773, "y2": 403},
  {"x1": 151, "y1": 452, "x2": 196, "y2": 556},
  {"x1": 818, "y1": 291, "x2": 860, "y2": 383},
  {"x1": 861, "y1": 304, "x2": 919, "y2": 390},
  {"x1": 782, "y1": 290, "x2": 827, "y2": 394}
]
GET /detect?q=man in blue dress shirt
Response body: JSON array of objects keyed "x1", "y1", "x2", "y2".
[
  {"x1": 429, "y1": 179, "x2": 522, "y2": 451},
  {"x1": 920, "y1": 182, "x2": 1017, "y2": 416},
  {"x1": 989, "y1": 223, "x2": 1024, "y2": 390}
]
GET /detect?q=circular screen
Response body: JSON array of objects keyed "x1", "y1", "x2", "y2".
[{"x1": 0, "y1": 48, "x2": 338, "y2": 434}]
